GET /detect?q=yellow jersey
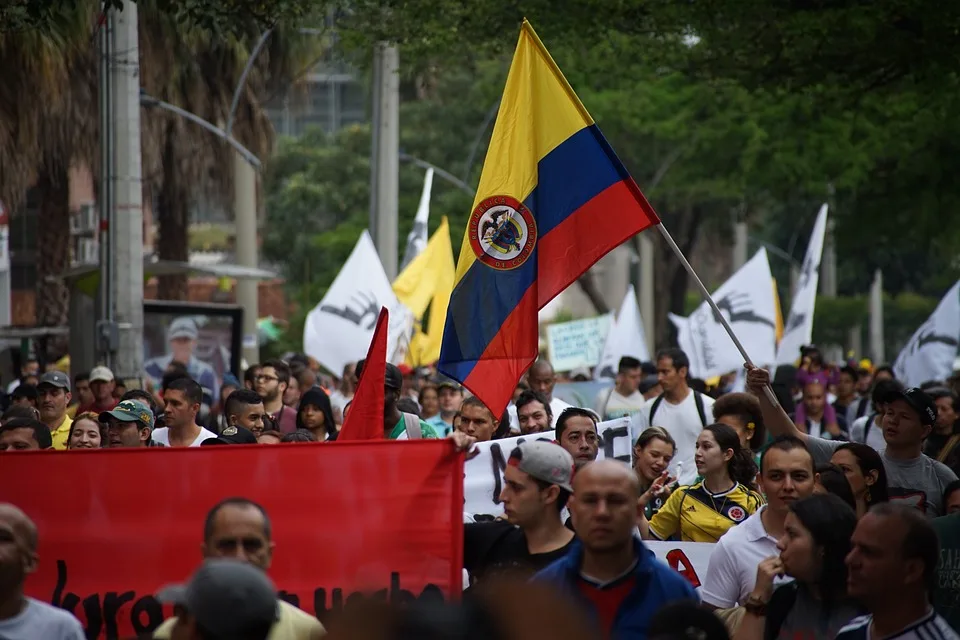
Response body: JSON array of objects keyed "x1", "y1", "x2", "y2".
[
  {"x1": 649, "y1": 481, "x2": 764, "y2": 543},
  {"x1": 153, "y1": 599, "x2": 325, "y2": 639},
  {"x1": 50, "y1": 415, "x2": 73, "y2": 451}
]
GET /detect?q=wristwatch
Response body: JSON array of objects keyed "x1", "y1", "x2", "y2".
[{"x1": 743, "y1": 594, "x2": 768, "y2": 616}]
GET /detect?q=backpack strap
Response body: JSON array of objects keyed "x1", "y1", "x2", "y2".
[
  {"x1": 693, "y1": 391, "x2": 707, "y2": 427},
  {"x1": 763, "y1": 583, "x2": 800, "y2": 640},
  {"x1": 856, "y1": 396, "x2": 869, "y2": 419},
  {"x1": 600, "y1": 387, "x2": 615, "y2": 419},
  {"x1": 938, "y1": 435, "x2": 960, "y2": 463},
  {"x1": 648, "y1": 394, "x2": 665, "y2": 424},
  {"x1": 402, "y1": 412, "x2": 422, "y2": 439},
  {"x1": 862, "y1": 413, "x2": 877, "y2": 444}
]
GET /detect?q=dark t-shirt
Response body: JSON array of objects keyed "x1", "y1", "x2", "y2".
[{"x1": 464, "y1": 521, "x2": 574, "y2": 583}]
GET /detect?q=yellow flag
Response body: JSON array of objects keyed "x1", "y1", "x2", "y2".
[
  {"x1": 773, "y1": 278, "x2": 784, "y2": 343},
  {"x1": 393, "y1": 217, "x2": 456, "y2": 366}
]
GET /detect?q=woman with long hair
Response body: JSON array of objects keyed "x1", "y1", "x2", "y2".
[
  {"x1": 639, "y1": 423, "x2": 763, "y2": 543},
  {"x1": 736, "y1": 494, "x2": 861, "y2": 640},
  {"x1": 633, "y1": 427, "x2": 677, "y2": 519},
  {"x1": 296, "y1": 387, "x2": 338, "y2": 441},
  {"x1": 830, "y1": 442, "x2": 889, "y2": 517},
  {"x1": 66, "y1": 412, "x2": 105, "y2": 449}
]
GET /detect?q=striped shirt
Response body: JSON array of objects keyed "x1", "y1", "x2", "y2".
[{"x1": 834, "y1": 610, "x2": 959, "y2": 640}]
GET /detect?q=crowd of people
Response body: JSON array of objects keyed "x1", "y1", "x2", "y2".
[{"x1": 2, "y1": 344, "x2": 960, "y2": 640}]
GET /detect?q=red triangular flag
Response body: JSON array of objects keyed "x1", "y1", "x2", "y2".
[{"x1": 338, "y1": 307, "x2": 388, "y2": 440}]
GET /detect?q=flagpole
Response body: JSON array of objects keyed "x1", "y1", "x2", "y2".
[{"x1": 655, "y1": 223, "x2": 781, "y2": 406}]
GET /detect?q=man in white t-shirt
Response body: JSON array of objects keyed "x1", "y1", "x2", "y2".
[
  {"x1": 595, "y1": 356, "x2": 646, "y2": 420},
  {"x1": 509, "y1": 359, "x2": 571, "y2": 430},
  {"x1": 630, "y1": 348, "x2": 713, "y2": 485},
  {"x1": 152, "y1": 378, "x2": 217, "y2": 447},
  {"x1": 701, "y1": 436, "x2": 816, "y2": 608}
]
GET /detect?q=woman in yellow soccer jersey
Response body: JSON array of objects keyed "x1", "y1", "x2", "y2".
[{"x1": 639, "y1": 423, "x2": 764, "y2": 543}]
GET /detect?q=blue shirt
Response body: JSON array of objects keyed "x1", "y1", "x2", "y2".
[{"x1": 533, "y1": 538, "x2": 698, "y2": 639}]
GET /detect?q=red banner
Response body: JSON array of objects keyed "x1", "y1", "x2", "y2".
[{"x1": 0, "y1": 441, "x2": 464, "y2": 639}]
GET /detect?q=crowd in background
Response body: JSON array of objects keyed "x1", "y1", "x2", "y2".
[{"x1": 2, "y1": 344, "x2": 960, "y2": 640}]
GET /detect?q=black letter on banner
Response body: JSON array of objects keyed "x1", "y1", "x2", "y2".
[
  {"x1": 278, "y1": 591, "x2": 300, "y2": 608},
  {"x1": 131, "y1": 596, "x2": 164, "y2": 636},
  {"x1": 601, "y1": 426, "x2": 631, "y2": 462},
  {"x1": 53, "y1": 560, "x2": 103, "y2": 639},
  {"x1": 103, "y1": 590, "x2": 135, "y2": 640},
  {"x1": 490, "y1": 444, "x2": 505, "y2": 504}
]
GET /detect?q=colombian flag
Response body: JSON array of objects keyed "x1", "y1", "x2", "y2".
[{"x1": 438, "y1": 21, "x2": 660, "y2": 416}]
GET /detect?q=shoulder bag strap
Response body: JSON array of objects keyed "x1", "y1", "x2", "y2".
[{"x1": 402, "y1": 412, "x2": 422, "y2": 439}]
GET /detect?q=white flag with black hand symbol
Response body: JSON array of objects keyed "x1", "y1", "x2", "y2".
[
  {"x1": 777, "y1": 204, "x2": 828, "y2": 365},
  {"x1": 670, "y1": 249, "x2": 778, "y2": 379},
  {"x1": 303, "y1": 230, "x2": 414, "y2": 374},
  {"x1": 893, "y1": 281, "x2": 960, "y2": 386}
]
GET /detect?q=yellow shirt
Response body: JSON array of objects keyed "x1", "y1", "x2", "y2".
[
  {"x1": 152, "y1": 599, "x2": 325, "y2": 639},
  {"x1": 649, "y1": 481, "x2": 764, "y2": 543},
  {"x1": 66, "y1": 404, "x2": 79, "y2": 419},
  {"x1": 49, "y1": 415, "x2": 73, "y2": 451}
]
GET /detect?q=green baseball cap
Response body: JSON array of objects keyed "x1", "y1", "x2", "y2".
[{"x1": 100, "y1": 399, "x2": 155, "y2": 430}]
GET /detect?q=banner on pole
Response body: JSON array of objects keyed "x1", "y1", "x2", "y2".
[
  {"x1": 1, "y1": 443, "x2": 463, "y2": 639},
  {"x1": 465, "y1": 418, "x2": 632, "y2": 517}
]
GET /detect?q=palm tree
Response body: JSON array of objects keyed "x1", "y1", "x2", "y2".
[{"x1": 0, "y1": 1, "x2": 98, "y2": 355}]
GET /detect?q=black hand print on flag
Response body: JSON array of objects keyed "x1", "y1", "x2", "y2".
[
  {"x1": 320, "y1": 292, "x2": 379, "y2": 330},
  {"x1": 712, "y1": 292, "x2": 775, "y2": 329},
  {"x1": 905, "y1": 322, "x2": 959, "y2": 356}
]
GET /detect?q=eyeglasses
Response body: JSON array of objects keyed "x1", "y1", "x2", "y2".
[{"x1": 255, "y1": 375, "x2": 279, "y2": 383}]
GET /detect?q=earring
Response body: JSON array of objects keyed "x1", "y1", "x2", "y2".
[{"x1": 865, "y1": 488, "x2": 871, "y2": 503}]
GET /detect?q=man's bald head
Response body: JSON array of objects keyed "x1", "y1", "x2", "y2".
[
  {"x1": 569, "y1": 460, "x2": 640, "y2": 550},
  {"x1": 527, "y1": 360, "x2": 557, "y2": 400},
  {"x1": 574, "y1": 460, "x2": 641, "y2": 497},
  {"x1": 0, "y1": 503, "x2": 38, "y2": 551}
]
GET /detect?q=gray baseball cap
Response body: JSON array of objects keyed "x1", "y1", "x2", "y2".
[
  {"x1": 157, "y1": 559, "x2": 279, "y2": 637},
  {"x1": 168, "y1": 317, "x2": 199, "y2": 341},
  {"x1": 509, "y1": 440, "x2": 575, "y2": 492},
  {"x1": 37, "y1": 371, "x2": 70, "y2": 392}
]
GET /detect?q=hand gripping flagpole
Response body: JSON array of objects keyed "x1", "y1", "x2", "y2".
[{"x1": 655, "y1": 223, "x2": 782, "y2": 408}]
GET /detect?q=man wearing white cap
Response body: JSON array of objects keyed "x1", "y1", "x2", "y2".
[
  {"x1": 144, "y1": 316, "x2": 218, "y2": 408},
  {"x1": 77, "y1": 366, "x2": 118, "y2": 414}
]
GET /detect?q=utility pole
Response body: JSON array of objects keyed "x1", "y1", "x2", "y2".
[
  {"x1": 109, "y1": 0, "x2": 144, "y2": 380},
  {"x1": 369, "y1": 43, "x2": 400, "y2": 280},
  {"x1": 869, "y1": 269, "x2": 885, "y2": 363},
  {"x1": 234, "y1": 153, "x2": 260, "y2": 366}
]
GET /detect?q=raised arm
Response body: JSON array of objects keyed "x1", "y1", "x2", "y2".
[{"x1": 744, "y1": 365, "x2": 807, "y2": 443}]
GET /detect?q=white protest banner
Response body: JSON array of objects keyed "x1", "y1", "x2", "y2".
[
  {"x1": 777, "y1": 204, "x2": 828, "y2": 366},
  {"x1": 671, "y1": 249, "x2": 777, "y2": 379},
  {"x1": 647, "y1": 541, "x2": 714, "y2": 591},
  {"x1": 894, "y1": 281, "x2": 960, "y2": 386},
  {"x1": 303, "y1": 230, "x2": 414, "y2": 374},
  {"x1": 546, "y1": 314, "x2": 612, "y2": 372},
  {"x1": 595, "y1": 287, "x2": 650, "y2": 380},
  {"x1": 465, "y1": 417, "x2": 632, "y2": 517}
]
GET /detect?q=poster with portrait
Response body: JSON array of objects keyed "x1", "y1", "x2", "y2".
[{"x1": 142, "y1": 302, "x2": 243, "y2": 411}]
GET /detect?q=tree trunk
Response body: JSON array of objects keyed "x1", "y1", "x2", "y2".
[
  {"x1": 654, "y1": 201, "x2": 705, "y2": 347},
  {"x1": 155, "y1": 126, "x2": 189, "y2": 300},
  {"x1": 34, "y1": 165, "x2": 71, "y2": 359}
]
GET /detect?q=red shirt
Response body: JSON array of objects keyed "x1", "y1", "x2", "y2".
[
  {"x1": 576, "y1": 574, "x2": 637, "y2": 638},
  {"x1": 271, "y1": 405, "x2": 298, "y2": 434},
  {"x1": 77, "y1": 398, "x2": 119, "y2": 415}
]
